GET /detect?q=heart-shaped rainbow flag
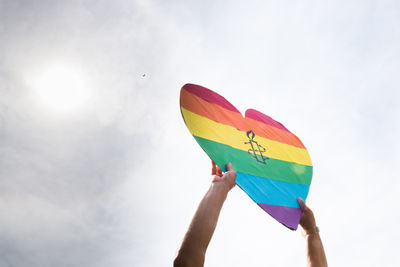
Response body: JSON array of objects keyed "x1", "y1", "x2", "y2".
[{"x1": 180, "y1": 84, "x2": 312, "y2": 230}]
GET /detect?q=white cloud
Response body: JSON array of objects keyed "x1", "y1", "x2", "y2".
[{"x1": 1, "y1": 0, "x2": 400, "y2": 266}]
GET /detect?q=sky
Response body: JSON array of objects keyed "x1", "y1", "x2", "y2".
[{"x1": 1, "y1": 0, "x2": 400, "y2": 266}]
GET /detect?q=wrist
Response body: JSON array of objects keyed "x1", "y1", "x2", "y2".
[
  {"x1": 302, "y1": 226, "x2": 320, "y2": 237},
  {"x1": 211, "y1": 180, "x2": 232, "y2": 194}
]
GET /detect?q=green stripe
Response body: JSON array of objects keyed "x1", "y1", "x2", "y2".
[{"x1": 194, "y1": 136, "x2": 312, "y2": 185}]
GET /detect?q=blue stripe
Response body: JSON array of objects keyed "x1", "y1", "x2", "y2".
[{"x1": 234, "y1": 171, "x2": 310, "y2": 208}]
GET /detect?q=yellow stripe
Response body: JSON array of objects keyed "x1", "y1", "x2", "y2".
[{"x1": 182, "y1": 107, "x2": 312, "y2": 166}]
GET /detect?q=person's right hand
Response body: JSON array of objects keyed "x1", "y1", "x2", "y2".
[
  {"x1": 297, "y1": 197, "x2": 317, "y2": 231},
  {"x1": 211, "y1": 161, "x2": 236, "y2": 191}
]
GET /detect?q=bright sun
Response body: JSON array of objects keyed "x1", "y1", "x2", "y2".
[{"x1": 35, "y1": 65, "x2": 89, "y2": 113}]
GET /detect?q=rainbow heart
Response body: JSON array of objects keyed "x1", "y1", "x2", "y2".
[{"x1": 180, "y1": 84, "x2": 312, "y2": 230}]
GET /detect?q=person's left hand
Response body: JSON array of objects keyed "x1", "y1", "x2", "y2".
[
  {"x1": 297, "y1": 197, "x2": 317, "y2": 231},
  {"x1": 211, "y1": 161, "x2": 236, "y2": 191}
]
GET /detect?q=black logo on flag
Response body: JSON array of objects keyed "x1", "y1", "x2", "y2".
[{"x1": 244, "y1": 130, "x2": 269, "y2": 164}]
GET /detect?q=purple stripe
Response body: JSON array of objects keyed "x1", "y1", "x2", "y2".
[
  {"x1": 182, "y1": 83, "x2": 240, "y2": 113},
  {"x1": 258, "y1": 203, "x2": 302, "y2": 230},
  {"x1": 245, "y1": 109, "x2": 290, "y2": 133}
]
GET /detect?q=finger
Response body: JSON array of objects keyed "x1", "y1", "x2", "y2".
[
  {"x1": 211, "y1": 160, "x2": 217, "y2": 175},
  {"x1": 226, "y1": 162, "x2": 233, "y2": 172},
  {"x1": 297, "y1": 197, "x2": 306, "y2": 211},
  {"x1": 217, "y1": 166, "x2": 223, "y2": 176}
]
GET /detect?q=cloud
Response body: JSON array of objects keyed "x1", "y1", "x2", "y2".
[
  {"x1": 0, "y1": 1, "x2": 170, "y2": 266},
  {"x1": 1, "y1": 0, "x2": 400, "y2": 266}
]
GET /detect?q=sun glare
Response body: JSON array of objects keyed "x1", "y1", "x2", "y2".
[{"x1": 35, "y1": 65, "x2": 89, "y2": 113}]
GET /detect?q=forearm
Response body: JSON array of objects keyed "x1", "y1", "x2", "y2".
[
  {"x1": 306, "y1": 233, "x2": 327, "y2": 267},
  {"x1": 175, "y1": 182, "x2": 230, "y2": 267}
]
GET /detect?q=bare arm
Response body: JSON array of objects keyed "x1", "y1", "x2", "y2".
[
  {"x1": 174, "y1": 162, "x2": 236, "y2": 267},
  {"x1": 298, "y1": 198, "x2": 328, "y2": 267}
]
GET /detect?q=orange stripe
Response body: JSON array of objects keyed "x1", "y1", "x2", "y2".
[{"x1": 180, "y1": 89, "x2": 306, "y2": 149}]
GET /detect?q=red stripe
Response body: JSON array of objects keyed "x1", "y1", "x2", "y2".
[
  {"x1": 245, "y1": 109, "x2": 290, "y2": 133},
  {"x1": 182, "y1": 83, "x2": 240, "y2": 113}
]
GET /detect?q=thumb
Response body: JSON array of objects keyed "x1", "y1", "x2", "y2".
[
  {"x1": 226, "y1": 162, "x2": 233, "y2": 172},
  {"x1": 297, "y1": 197, "x2": 306, "y2": 211}
]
